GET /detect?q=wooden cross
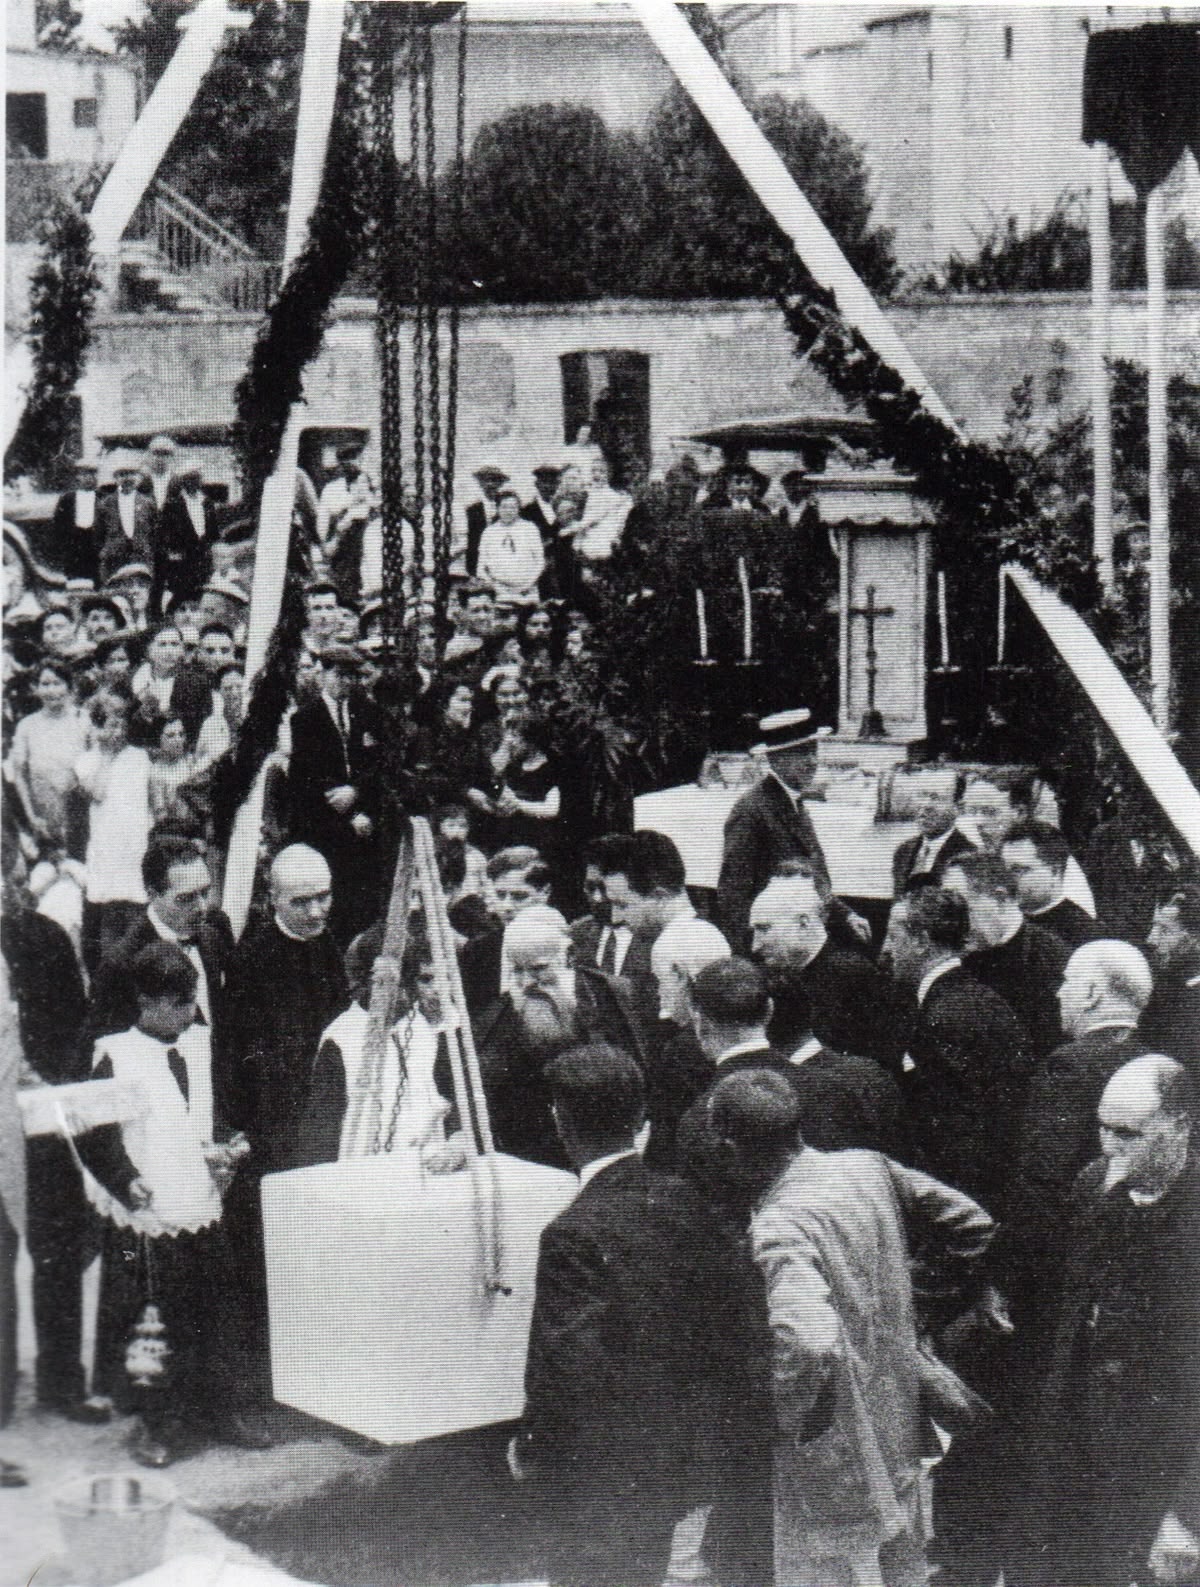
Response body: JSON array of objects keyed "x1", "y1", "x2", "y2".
[{"x1": 848, "y1": 583, "x2": 896, "y2": 739}]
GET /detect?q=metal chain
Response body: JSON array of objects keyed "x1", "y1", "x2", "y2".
[
  {"x1": 408, "y1": 10, "x2": 426, "y2": 611},
  {"x1": 422, "y1": 18, "x2": 441, "y2": 630},
  {"x1": 370, "y1": 5, "x2": 406, "y2": 655},
  {"x1": 381, "y1": 1009, "x2": 415, "y2": 1154},
  {"x1": 438, "y1": 8, "x2": 468, "y2": 648}
]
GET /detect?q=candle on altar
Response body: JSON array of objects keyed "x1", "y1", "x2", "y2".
[
  {"x1": 737, "y1": 557, "x2": 753, "y2": 660},
  {"x1": 997, "y1": 565, "x2": 1007, "y2": 665},
  {"x1": 695, "y1": 588, "x2": 708, "y2": 660},
  {"x1": 937, "y1": 570, "x2": 950, "y2": 668}
]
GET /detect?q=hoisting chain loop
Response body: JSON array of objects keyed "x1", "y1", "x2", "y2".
[
  {"x1": 408, "y1": 8, "x2": 427, "y2": 619},
  {"x1": 369, "y1": 2, "x2": 406, "y2": 655},
  {"x1": 422, "y1": 18, "x2": 441, "y2": 634},
  {"x1": 438, "y1": 8, "x2": 468, "y2": 649}
]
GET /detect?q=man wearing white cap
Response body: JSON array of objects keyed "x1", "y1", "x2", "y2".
[{"x1": 98, "y1": 454, "x2": 156, "y2": 586}]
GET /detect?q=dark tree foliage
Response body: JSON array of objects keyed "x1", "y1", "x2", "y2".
[
  {"x1": 635, "y1": 85, "x2": 897, "y2": 301},
  {"x1": 115, "y1": 0, "x2": 306, "y2": 259},
  {"x1": 912, "y1": 193, "x2": 1200, "y2": 294},
  {"x1": 452, "y1": 104, "x2": 650, "y2": 304},
  {"x1": 5, "y1": 183, "x2": 101, "y2": 488},
  {"x1": 35, "y1": 0, "x2": 84, "y2": 53}
]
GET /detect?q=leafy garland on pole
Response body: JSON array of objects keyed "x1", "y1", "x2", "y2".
[{"x1": 4, "y1": 178, "x2": 102, "y2": 488}]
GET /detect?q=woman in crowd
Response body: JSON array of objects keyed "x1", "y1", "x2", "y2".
[
  {"x1": 131, "y1": 622, "x2": 184, "y2": 713},
  {"x1": 519, "y1": 606, "x2": 557, "y2": 674},
  {"x1": 73, "y1": 682, "x2": 153, "y2": 975},
  {"x1": 466, "y1": 671, "x2": 561, "y2": 856},
  {"x1": 417, "y1": 679, "x2": 477, "y2": 810},
  {"x1": 148, "y1": 713, "x2": 201, "y2": 825},
  {"x1": 6, "y1": 656, "x2": 89, "y2": 852}
]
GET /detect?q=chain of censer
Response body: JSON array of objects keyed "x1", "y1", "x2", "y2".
[{"x1": 422, "y1": 19, "x2": 442, "y2": 632}]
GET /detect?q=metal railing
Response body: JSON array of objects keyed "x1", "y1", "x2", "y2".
[{"x1": 126, "y1": 179, "x2": 282, "y2": 313}]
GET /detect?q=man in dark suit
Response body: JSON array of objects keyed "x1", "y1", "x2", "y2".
[
  {"x1": 1, "y1": 834, "x2": 98, "y2": 1422},
  {"x1": 643, "y1": 915, "x2": 732, "y2": 1170},
  {"x1": 463, "y1": 462, "x2": 508, "y2": 576},
  {"x1": 568, "y1": 840, "x2": 633, "y2": 983},
  {"x1": 1016, "y1": 1055, "x2": 1200, "y2": 1587},
  {"x1": 474, "y1": 908, "x2": 643, "y2": 1168},
  {"x1": 1000, "y1": 938, "x2": 1152, "y2": 1339},
  {"x1": 154, "y1": 466, "x2": 217, "y2": 613},
  {"x1": 944, "y1": 850, "x2": 1069, "y2": 1059},
  {"x1": 87, "y1": 836, "x2": 233, "y2": 1066},
  {"x1": 598, "y1": 830, "x2": 699, "y2": 1043},
  {"x1": 523, "y1": 465, "x2": 560, "y2": 536},
  {"x1": 523, "y1": 465, "x2": 565, "y2": 598},
  {"x1": 682, "y1": 954, "x2": 909, "y2": 1166},
  {"x1": 716, "y1": 719, "x2": 832, "y2": 955},
  {"x1": 1002, "y1": 820, "x2": 1106, "y2": 952},
  {"x1": 50, "y1": 457, "x2": 102, "y2": 585},
  {"x1": 1144, "y1": 883, "x2": 1200, "y2": 1071},
  {"x1": 285, "y1": 643, "x2": 380, "y2": 943},
  {"x1": 97, "y1": 456, "x2": 158, "y2": 587},
  {"x1": 884, "y1": 886, "x2": 1032, "y2": 1216},
  {"x1": 749, "y1": 873, "x2": 904, "y2": 1073},
  {"x1": 511, "y1": 1043, "x2": 772, "y2": 1587},
  {"x1": 892, "y1": 766, "x2": 978, "y2": 895}
]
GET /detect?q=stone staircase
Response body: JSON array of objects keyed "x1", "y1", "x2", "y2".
[{"x1": 119, "y1": 180, "x2": 281, "y2": 315}]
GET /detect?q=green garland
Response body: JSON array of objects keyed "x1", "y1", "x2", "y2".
[
  {"x1": 4, "y1": 178, "x2": 101, "y2": 488},
  {"x1": 230, "y1": 27, "x2": 377, "y2": 507}
]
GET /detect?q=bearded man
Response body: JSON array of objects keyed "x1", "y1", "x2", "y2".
[{"x1": 473, "y1": 908, "x2": 643, "y2": 1168}]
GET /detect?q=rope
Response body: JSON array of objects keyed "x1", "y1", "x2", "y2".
[
  {"x1": 410, "y1": 818, "x2": 503, "y2": 1294},
  {"x1": 412, "y1": 818, "x2": 506, "y2": 1292},
  {"x1": 342, "y1": 829, "x2": 414, "y2": 1159}
]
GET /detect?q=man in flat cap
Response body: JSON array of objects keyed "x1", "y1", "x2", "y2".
[
  {"x1": 463, "y1": 462, "x2": 508, "y2": 578},
  {"x1": 316, "y1": 441, "x2": 371, "y2": 559},
  {"x1": 98, "y1": 455, "x2": 157, "y2": 587},
  {"x1": 156, "y1": 465, "x2": 217, "y2": 613}
]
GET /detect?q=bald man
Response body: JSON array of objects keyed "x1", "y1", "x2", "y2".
[
  {"x1": 642, "y1": 918, "x2": 731, "y2": 1170},
  {"x1": 1000, "y1": 940, "x2": 1152, "y2": 1338},
  {"x1": 219, "y1": 846, "x2": 350, "y2": 1171},
  {"x1": 474, "y1": 907, "x2": 643, "y2": 1167},
  {"x1": 750, "y1": 875, "x2": 903, "y2": 1072},
  {"x1": 1020, "y1": 1054, "x2": 1200, "y2": 1587}
]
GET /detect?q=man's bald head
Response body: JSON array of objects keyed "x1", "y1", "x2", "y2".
[
  {"x1": 1098, "y1": 1053, "x2": 1194, "y2": 1197},
  {"x1": 270, "y1": 844, "x2": 333, "y2": 940},
  {"x1": 505, "y1": 905, "x2": 571, "y2": 969},
  {"x1": 748, "y1": 874, "x2": 827, "y2": 988},
  {"x1": 1056, "y1": 939, "x2": 1153, "y2": 1040},
  {"x1": 651, "y1": 917, "x2": 731, "y2": 1022}
]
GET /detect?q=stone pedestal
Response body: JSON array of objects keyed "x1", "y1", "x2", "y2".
[{"x1": 811, "y1": 472, "x2": 932, "y2": 765}]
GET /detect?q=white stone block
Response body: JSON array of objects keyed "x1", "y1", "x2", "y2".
[{"x1": 262, "y1": 1153, "x2": 576, "y2": 1445}]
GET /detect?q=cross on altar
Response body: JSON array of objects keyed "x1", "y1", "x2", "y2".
[{"x1": 848, "y1": 583, "x2": 896, "y2": 739}]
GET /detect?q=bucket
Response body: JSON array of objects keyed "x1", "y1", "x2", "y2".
[{"x1": 54, "y1": 1472, "x2": 174, "y2": 1586}]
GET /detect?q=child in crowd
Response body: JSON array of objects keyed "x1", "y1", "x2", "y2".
[{"x1": 78, "y1": 943, "x2": 248, "y2": 1466}]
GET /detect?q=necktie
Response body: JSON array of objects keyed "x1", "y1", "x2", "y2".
[
  {"x1": 599, "y1": 928, "x2": 618, "y2": 976},
  {"x1": 166, "y1": 1047, "x2": 189, "y2": 1106}
]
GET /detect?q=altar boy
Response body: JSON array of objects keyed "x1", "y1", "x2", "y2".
[{"x1": 79, "y1": 943, "x2": 253, "y2": 1466}]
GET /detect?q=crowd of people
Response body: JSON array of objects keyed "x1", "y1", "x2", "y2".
[{"x1": 1, "y1": 431, "x2": 1199, "y2": 1587}]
